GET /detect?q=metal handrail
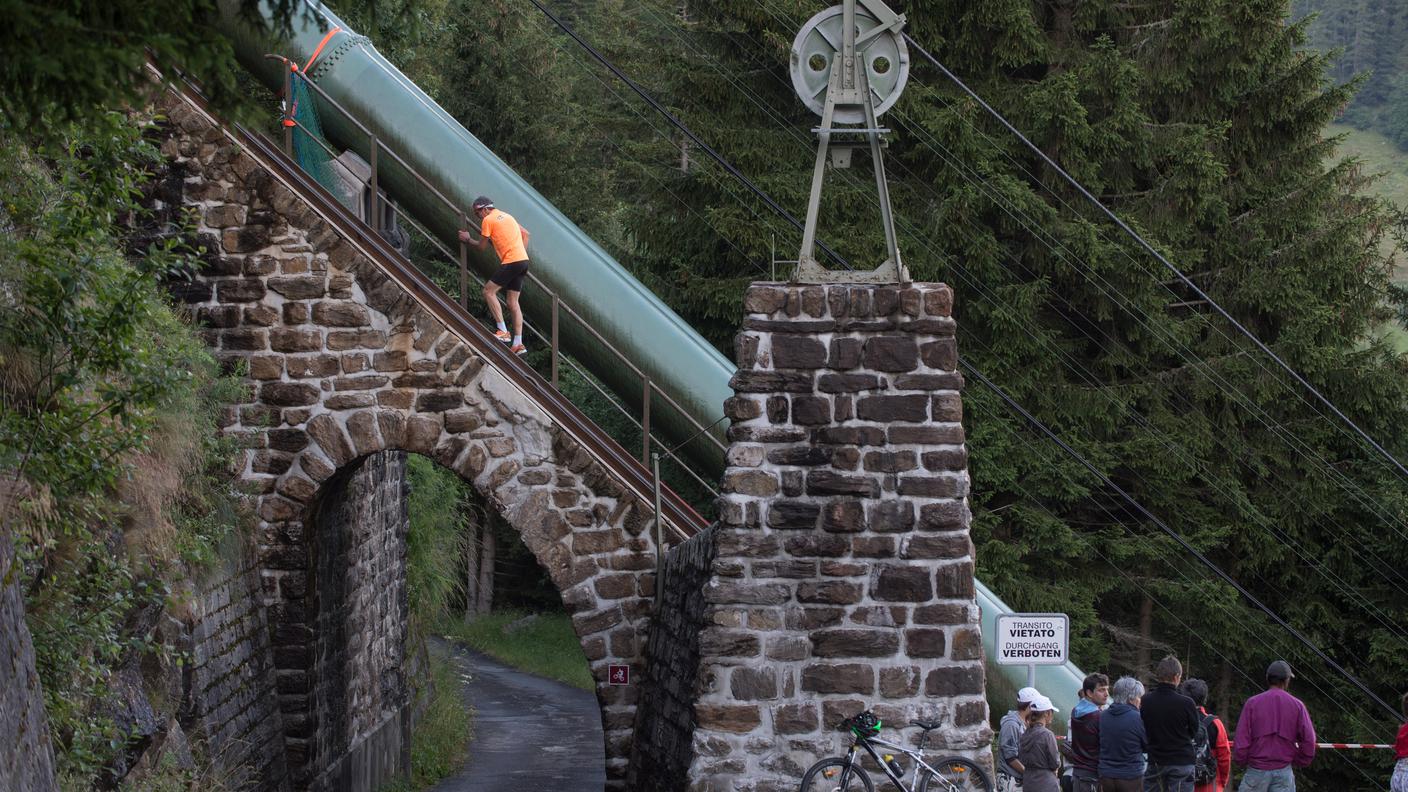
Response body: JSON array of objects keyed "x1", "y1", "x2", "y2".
[{"x1": 275, "y1": 62, "x2": 726, "y2": 497}]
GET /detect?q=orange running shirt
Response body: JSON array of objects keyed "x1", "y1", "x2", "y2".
[{"x1": 479, "y1": 209, "x2": 529, "y2": 265}]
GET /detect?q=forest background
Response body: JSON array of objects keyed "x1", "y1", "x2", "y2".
[
  {"x1": 328, "y1": 0, "x2": 1408, "y2": 786},
  {"x1": 2, "y1": 0, "x2": 1408, "y2": 789}
]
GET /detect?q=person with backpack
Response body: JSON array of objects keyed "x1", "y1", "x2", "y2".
[
  {"x1": 1179, "y1": 678, "x2": 1230, "y2": 792},
  {"x1": 1140, "y1": 655, "x2": 1200, "y2": 792}
]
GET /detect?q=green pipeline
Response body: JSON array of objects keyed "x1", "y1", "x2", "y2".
[{"x1": 219, "y1": 0, "x2": 732, "y2": 474}]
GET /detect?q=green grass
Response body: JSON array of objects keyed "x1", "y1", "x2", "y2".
[
  {"x1": 1328, "y1": 123, "x2": 1408, "y2": 352},
  {"x1": 440, "y1": 610, "x2": 595, "y2": 692},
  {"x1": 379, "y1": 649, "x2": 474, "y2": 792},
  {"x1": 1329, "y1": 123, "x2": 1408, "y2": 283}
]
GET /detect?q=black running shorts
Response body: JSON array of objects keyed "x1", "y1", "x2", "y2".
[{"x1": 490, "y1": 260, "x2": 529, "y2": 292}]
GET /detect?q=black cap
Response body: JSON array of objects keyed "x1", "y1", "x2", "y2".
[
  {"x1": 1266, "y1": 660, "x2": 1294, "y2": 681},
  {"x1": 472, "y1": 196, "x2": 494, "y2": 211}
]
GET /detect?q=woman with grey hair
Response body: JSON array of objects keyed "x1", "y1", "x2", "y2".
[{"x1": 1098, "y1": 677, "x2": 1146, "y2": 792}]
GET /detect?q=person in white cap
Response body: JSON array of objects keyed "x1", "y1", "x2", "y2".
[
  {"x1": 998, "y1": 686, "x2": 1042, "y2": 790},
  {"x1": 1020, "y1": 694, "x2": 1062, "y2": 792}
]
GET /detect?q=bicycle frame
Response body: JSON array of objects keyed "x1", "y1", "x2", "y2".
[{"x1": 840, "y1": 732, "x2": 949, "y2": 791}]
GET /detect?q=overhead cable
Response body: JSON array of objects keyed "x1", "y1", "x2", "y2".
[
  {"x1": 961, "y1": 357, "x2": 1403, "y2": 722},
  {"x1": 523, "y1": 0, "x2": 853, "y2": 270},
  {"x1": 904, "y1": 34, "x2": 1408, "y2": 482}
]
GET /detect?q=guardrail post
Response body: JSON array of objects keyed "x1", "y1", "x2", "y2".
[
  {"x1": 641, "y1": 379, "x2": 652, "y2": 465},
  {"x1": 550, "y1": 294, "x2": 560, "y2": 389},
  {"x1": 282, "y1": 68, "x2": 293, "y2": 156},
  {"x1": 653, "y1": 452, "x2": 664, "y2": 611},
  {"x1": 458, "y1": 210, "x2": 469, "y2": 310},
  {"x1": 368, "y1": 134, "x2": 379, "y2": 230}
]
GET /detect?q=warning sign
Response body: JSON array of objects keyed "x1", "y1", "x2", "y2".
[
  {"x1": 995, "y1": 613, "x2": 1069, "y2": 666},
  {"x1": 608, "y1": 664, "x2": 630, "y2": 685}
]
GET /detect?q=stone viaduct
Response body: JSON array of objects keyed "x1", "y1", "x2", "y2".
[{"x1": 125, "y1": 85, "x2": 993, "y2": 791}]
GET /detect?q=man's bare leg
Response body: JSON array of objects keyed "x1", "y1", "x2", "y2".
[
  {"x1": 483, "y1": 281, "x2": 507, "y2": 333},
  {"x1": 506, "y1": 291, "x2": 524, "y2": 343}
]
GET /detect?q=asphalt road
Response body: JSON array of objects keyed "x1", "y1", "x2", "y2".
[{"x1": 429, "y1": 638, "x2": 606, "y2": 792}]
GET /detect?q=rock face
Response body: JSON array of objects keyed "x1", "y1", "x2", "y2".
[
  {"x1": 0, "y1": 523, "x2": 58, "y2": 792},
  {"x1": 153, "y1": 89, "x2": 664, "y2": 788},
  {"x1": 683, "y1": 283, "x2": 991, "y2": 791}
]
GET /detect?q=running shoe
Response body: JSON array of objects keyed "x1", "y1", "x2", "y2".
[
  {"x1": 493, "y1": 329, "x2": 511, "y2": 343},
  {"x1": 511, "y1": 344, "x2": 527, "y2": 356}
]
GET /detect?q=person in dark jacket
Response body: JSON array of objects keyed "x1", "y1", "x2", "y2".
[
  {"x1": 1179, "y1": 678, "x2": 1230, "y2": 792},
  {"x1": 1062, "y1": 673, "x2": 1109, "y2": 792},
  {"x1": 1141, "y1": 655, "x2": 1199, "y2": 792},
  {"x1": 1099, "y1": 676, "x2": 1147, "y2": 792}
]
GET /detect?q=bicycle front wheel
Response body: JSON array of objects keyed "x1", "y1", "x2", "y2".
[
  {"x1": 799, "y1": 757, "x2": 876, "y2": 792},
  {"x1": 916, "y1": 756, "x2": 992, "y2": 792}
]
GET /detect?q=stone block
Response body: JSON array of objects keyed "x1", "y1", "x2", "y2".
[
  {"x1": 920, "y1": 339, "x2": 957, "y2": 371},
  {"x1": 259, "y1": 381, "x2": 319, "y2": 406},
  {"x1": 819, "y1": 500, "x2": 864, "y2": 533},
  {"x1": 801, "y1": 664, "x2": 874, "y2": 695},
  {"x1": 729, "y1": 370, "x2": 815, "y2": 394},
  {"x1": 805, "y1": 471, "x2": 879, "y2": 498},
  {"x1": 817, "y1": 373, "x2": 882, "y2": 393},
  {"x1": 879, "y1": 666, "x2": 921, "y2": 698},
  {"x1": 873, "y1": 566, "x2": 933, "y2": 602},
  {"x1": 935, "y1": 562, "x2": 975, "y2": 599},
  {"x1": 811, "y1": 629, "x2": 900, "y2": 658},
  {"x1": 695, "y1": 705, "x2": 761, "y2": 734},
  {"x1": 285, "y1": 354, "x2": 340, "y2": 379},
  {"x1": 767, "y1": 501, "x2": 820, "y2": 530},
  {"x1": 901, "y1": 534, "x2": 971, "y2": 560},
  {"x1": 270, "y1": 328, "x2": 323, "y2": 353},
  {"x1": 924, "y1": 666, "x2": 983, "y2": 697},
  {"x1": 904, "y1": 629, "x2": 947, "y2": 658},
  {"x1": 952, "y1": 628, "x2": 984, "y2": 661},
  {"x1": 897, "y1": 475, "x2": 966, "y2": 498},
  {"x1": 730, "y1": 667, "x2": 778, "y2": 700},
  {"x1": 773, "y1": 703, "x2": 818, "y2": 735},
  {"x1": 221, "y1": 328, "x2": 266, "y2": 351},
  {"x1": 795, "y1": 580, "x2": 862, "y2": 605},
  {"x1": 722, "y1": 470, "x2": 779, "y2": 497},
  {"x1": 326, "y1": 329, "x2": 387, "y2": 351},
  {"x1": 863, "y1": 451, "x2": 918, "y2": 474},
  {"x1": 869, "y1": 500, "x2": 915, "y2": 533},
  {"x1": 921, "y1": 449, "x2": 968, "y2": 472},
  {"x1": 312, "y1": 301, "x2": 370, "y2": 327},
  {"x1": 216, "y1": 278, "x2": 266, "y2": 303},
  {"x1": 707, "y1": 582, "x2": 791, "y2": 606},
  {"x1": 857, "y1": 395, "x2": 928, "y2": 423},
  {"x1": 771, "y1": 336, "x2": 826, "y2": 369},
  {"x1": 923, "y1": 287, "x2": 954, "y2": 317},
  {"x1": 699, "y1": 629, "x2": 761, "y2": 658},
  {"x1": 863, "y1": 336, "x2": 918, "y2": 371},
  {"x1": 306, "y1": 414, "x2": 354, "y2": 467},
  {"x1": 918, "y1": 501, "x2": 968, "y2": 531}
]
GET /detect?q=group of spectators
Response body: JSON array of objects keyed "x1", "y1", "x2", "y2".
[{"x1": 995, "y1": 656, "x2": 1327, "y2": 792}]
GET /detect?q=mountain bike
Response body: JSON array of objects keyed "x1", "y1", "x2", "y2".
[{"x1": 799, "y1": 710, "x2": 992, "y2": 792}]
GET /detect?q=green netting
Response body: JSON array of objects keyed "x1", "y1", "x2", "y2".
[{"x1": 289, "y1": 75, "x2": 349, "y2": 207}]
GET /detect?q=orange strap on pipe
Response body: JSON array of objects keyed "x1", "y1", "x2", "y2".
[{"x1": 303, "y1": 26, "x2": 343, "y2": 73}]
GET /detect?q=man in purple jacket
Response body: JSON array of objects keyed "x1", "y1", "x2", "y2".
[{"x1": 1233, "y1": 661, "x2": 1316, "y2": 791}]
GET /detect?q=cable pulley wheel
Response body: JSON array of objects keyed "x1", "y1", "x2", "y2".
[{"x1": 789, "y1": 4, "x2": 910, "y2": 124}]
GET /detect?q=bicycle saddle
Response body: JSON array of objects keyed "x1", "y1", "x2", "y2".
[{"x1": 910, "y1": 719, "x2": 941, "y2": 731}]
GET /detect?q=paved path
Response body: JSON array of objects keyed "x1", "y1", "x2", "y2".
[{"x1": 429, "y1": 637, "x2": 606, "y2": 792}]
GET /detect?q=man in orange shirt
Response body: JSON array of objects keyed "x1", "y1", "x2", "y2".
[{"x1": 459, "y1": 195, "x2": 531, "y2": 355}]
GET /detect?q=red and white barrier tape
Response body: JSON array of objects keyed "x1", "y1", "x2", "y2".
[{"x1": 1056, "y1": 736, "x2": 1394, "y2": 749}]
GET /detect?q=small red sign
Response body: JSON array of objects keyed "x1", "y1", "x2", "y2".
[{"x1": 608, "y1": 664, "x2": 630, "y2": 685}]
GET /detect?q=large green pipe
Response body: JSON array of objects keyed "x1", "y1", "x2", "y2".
[
  {"x1": 220, "y1": 0, "x2": 730, "y2": 474},
  {"x1": 218, "y1": 0, "x2": 1085, "y2": 714}
]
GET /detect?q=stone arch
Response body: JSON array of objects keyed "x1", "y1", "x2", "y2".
[{"x1": 153, "y1": 91, "x2": 665, "y2": 787}]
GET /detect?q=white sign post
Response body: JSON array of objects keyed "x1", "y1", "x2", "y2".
[{"x1": 995, "y1": 613, "x2": 1069, "y2": 689}]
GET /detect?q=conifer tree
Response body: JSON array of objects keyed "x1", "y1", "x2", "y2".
[{"x1": 602, "y1": 2, "x2": 1408, "y2": 781}]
